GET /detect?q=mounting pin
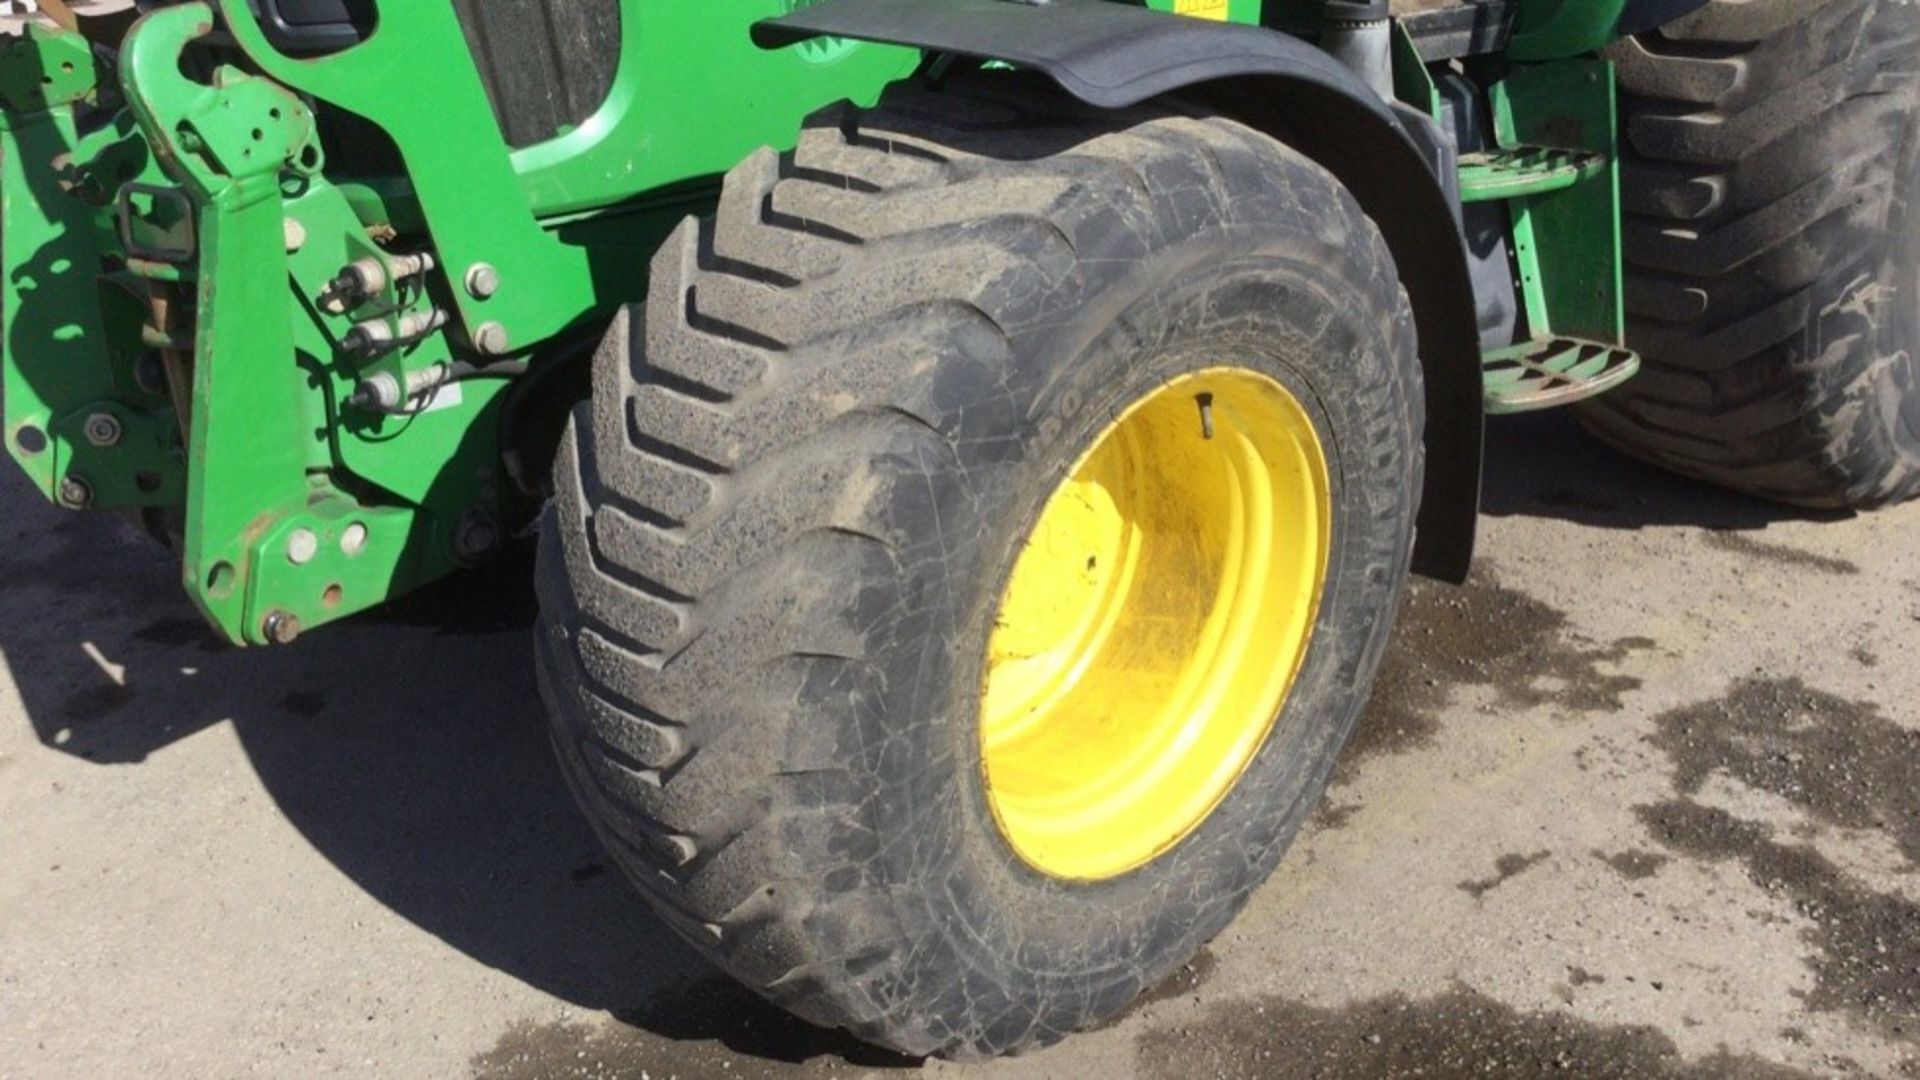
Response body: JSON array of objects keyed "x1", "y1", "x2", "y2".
[
  {"x1": 262, "y1": 610, "x2": 302, "y2": 646},
  {"x1": 286, "y1": 528, "x2": 319, "y2": 566}
]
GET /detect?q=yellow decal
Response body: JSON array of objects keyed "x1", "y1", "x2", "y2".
[{"x1": 1174, "y1": 0, "x2": 1231, "y2": 19}]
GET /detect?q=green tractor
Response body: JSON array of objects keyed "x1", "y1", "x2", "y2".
[{"x1": 4, "y1": 0, "x2": 1914, "y2": 1058}]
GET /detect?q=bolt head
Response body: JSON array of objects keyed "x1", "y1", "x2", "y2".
[
  {"x1": 473, "y1": 322, "x2": 509, "y2": 356},
  {"x1": 340, "y1": 522, "x2": 369, "y2": 557},
  {"x1": 57, "y1": 474, "x2": 92, "y2": 509},
  {"x1": 454, "y1": 509, "x2": 500, "y2": 561},
  {"x1": 83, "y1": 412, "x2": 122, "y2": 448},
  {"x1": 464, "y1": 263, "x2": 501, "y2": 300},
  {"x1": 283, "y1": 216, "x2": 307, "y2": 253},
  {"x1": 262, "y1": 610, "x2": 302, "y2": 646},
  {"x1": 286, "y1": 527, "x2": 320, "y2": 566}
]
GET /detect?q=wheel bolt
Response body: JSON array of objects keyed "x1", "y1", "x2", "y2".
[{"x1": 454, "y1": 508, "x2": 500, "y2": 561}]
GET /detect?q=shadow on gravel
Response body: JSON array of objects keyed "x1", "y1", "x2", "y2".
[
  {"x1": 1327, "y1": 561, "x2": 1652, "y2": 793},
  {"x1": 0, "y1": 468, "x2": 870, "y2": 1061},
  {"x1": 1479, "y1": 410, "x2": 1847, "y2": 533}
]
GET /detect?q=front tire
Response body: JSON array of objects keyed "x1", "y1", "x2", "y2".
[{"x1": 535, "y1": 76, "x2": 1422, "y2": 1058}]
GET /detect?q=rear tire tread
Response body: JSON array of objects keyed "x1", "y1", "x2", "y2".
[{"x1": 1588, "y1": 0, "x2": 1920, "y2": 508}]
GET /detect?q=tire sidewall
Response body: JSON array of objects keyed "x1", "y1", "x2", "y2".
[
  {"x1": 872, "y1": 236, "x2": 1420, "y2": 1024},
  {"x1": 1888, "y1": 86, "x2": 1919, "y2": 414}
]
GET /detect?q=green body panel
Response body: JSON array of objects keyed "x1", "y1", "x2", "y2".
[{"x1": 0, "y1": 0, "x2": 1638, "y2": 643}]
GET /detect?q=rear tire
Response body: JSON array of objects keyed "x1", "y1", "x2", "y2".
[
  {"x1": 534, "y1": 75, "x2": 1422, "y2": 1058},
  {"x1": 1585, "y1": 0, "x2": 1920, "y2": 508}
]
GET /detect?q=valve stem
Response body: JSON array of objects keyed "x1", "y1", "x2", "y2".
[{"x1": 1197, "y1": 392, "x2": 1215, "y2": 440}]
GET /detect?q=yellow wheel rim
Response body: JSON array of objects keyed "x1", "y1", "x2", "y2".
[{"x1": 980, "y1": 368, "x2": 1332, "y2": 881}]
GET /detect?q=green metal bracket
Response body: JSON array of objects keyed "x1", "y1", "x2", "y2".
[
  {"x1": 0, "y1": 20, "x2": 97, "y2": 113},
  {"x1": 111, "y1": 5, "x2": 463, "y2": 645},
  {"x1": 1487, "y1": 58, "x2": 1623, "y2": 346},
  {"x1": 1391, "y1": 19, "x2": 1443, "y2": 116},
  {"x1": 2, "y1": 24, "x2": 185, "y2": 510},
  {"x1": 210, "y1": 0, "x2": 604, "y2": 357},
  {"x1": 119, "y1": 7, "x2": 314, "y2": 199}
]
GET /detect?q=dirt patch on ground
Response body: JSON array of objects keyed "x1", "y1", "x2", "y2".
[
  {"x1": 1639, "y1": 679, "x2": 1920, "y2": 1045},
  {"x1": 1126, "y1": 947, "x2": 1218, "y2": 1017},
  {"x1": 1639, "y1": 800, "x2": 1920, "y2": 1049},
  {"x1": 1339, "y1": 567, "x2": 1650, "y2": 781},
  {"x1": 1594, "y1": 848, "x2": 1672, "y2": 881},
  {"x1": 1135, "y1": 985, "x2": 1821, "y2": 1079},
  {"x1": 1459, "y1": 850, "x2": 1552, "y2": 900},
  {"x1": 1650, "y1": 679, "x2": 1920, "y2": 866}
]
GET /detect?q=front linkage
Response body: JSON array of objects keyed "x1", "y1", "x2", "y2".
[
  {"x1": 4, "y1": 6, "x2": 519, "y2": 646},
  {"x1": 2, "y1": 0, "x2": 917, "y2": 646}
]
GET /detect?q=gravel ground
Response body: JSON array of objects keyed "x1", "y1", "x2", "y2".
[{"x1": 3, "y1": 410, "x2": 1917, "y2": 1079}]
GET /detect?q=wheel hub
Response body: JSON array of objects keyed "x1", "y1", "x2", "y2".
[{"x1": 980, "y1": 367, "x2": 1332, "y2": 881}]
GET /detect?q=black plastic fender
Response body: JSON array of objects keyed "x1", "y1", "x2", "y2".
[{"x1": 758, "y1": 0, "x2": 1483, "y2": 582}]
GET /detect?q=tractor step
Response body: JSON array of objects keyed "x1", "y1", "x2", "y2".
[
  {"x1": 1458, "y1": 146, "x2": 1607, "y2": 203},
  {"x1": 1481, "y1": 336, "x2": 1640, "y2": 414}
]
